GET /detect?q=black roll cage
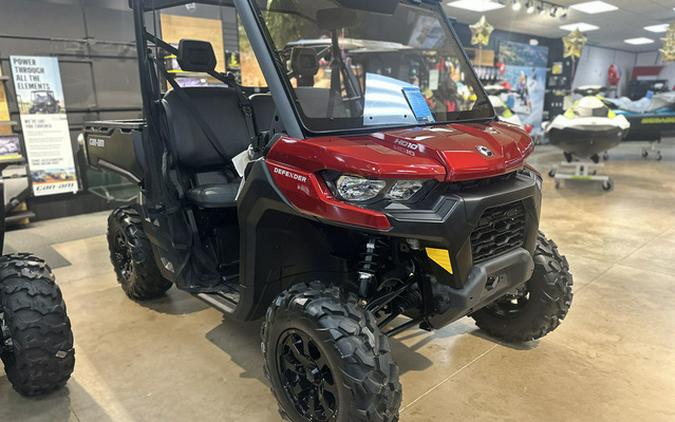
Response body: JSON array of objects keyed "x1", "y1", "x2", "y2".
[{"x1": 129, "y1": 0, "x2": 305, "y2": 210}]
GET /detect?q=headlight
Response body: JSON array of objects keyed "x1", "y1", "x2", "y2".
[
  {"x1": 336, "y1": 175, "x2": 387, "y2": 202},
  {"x1": 385, "y1": 180, "x2": 425, "y2": 201}
]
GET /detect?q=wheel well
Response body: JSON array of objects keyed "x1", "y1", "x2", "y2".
[{"x1": 239, "y1": 210, "x2": 353, "y2": 320}]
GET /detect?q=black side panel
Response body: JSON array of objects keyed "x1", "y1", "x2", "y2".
[{"x1": 234, "y1": 160, "x2": 347, "y2": 321}]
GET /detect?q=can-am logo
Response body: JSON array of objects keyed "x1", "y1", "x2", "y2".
[
  {"x1": 88, "y1": 137, "x2": 105, "y2": 148},
  {"x1": 273, "y1": 166, "x2": 307, "y2": 183},
  {"x1": 476, "y1": 145, "x2": 494, "y2": 158}
]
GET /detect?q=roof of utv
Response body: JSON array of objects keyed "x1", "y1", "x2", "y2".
[
  {"x1": 131, "y1": 0, "x2": 235, "y2": 11},
  {"x1": 132, "y1": 0, "x2": 440, "y2": 12}
]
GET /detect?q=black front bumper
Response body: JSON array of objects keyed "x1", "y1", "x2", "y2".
[
  {"x1": 384, "y1": 171, "x2": 541, "y2": 328},
  {"x1": 427, "y1": 247, "x2": 534, "y2": 328}
]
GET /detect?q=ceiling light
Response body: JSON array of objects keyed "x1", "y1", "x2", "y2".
[
  {"x1": 512, "y1": 0, "x2": 522, "y2": 11},
  {"x1": 644, "y1": 24, "x2": 670, "y2": 33},
  {"x1": 525, "y1": 1, "x2": 536, "y2": 13},
  {"x1": 446, "y1": 0, "x2": 505, "y2": 12},
  {"x1": 624, "y1": 37, "x2": 655, "y2": 45},
  {"x1": 559, "y1": 7, "x2": 568, "y2": 18},
  {"x1": 559, "y1": 22, "x2": 600, "y2": 31},
  {"x1": 538, "y1": 3, "x2": 547, "y2": 15},
  {"x1": 570, "y1": 1, "x2": 618, "y2": 14},
  {"x1": 550, "y1": 6, "x2": 559, "y2": 17}
]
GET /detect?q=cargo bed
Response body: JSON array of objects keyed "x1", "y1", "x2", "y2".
[{"x1": 83, "y1": 120, "x2": 146, "y2": 183}]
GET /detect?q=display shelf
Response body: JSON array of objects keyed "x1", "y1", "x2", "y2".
[
  {"x1": 0, "y1": 121, "x2": 18, "y2": 126},
  {"x1": 0, "y1": 75, "x2": 9, "y2": 81}
]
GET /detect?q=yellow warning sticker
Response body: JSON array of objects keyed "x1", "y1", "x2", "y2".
[{"x1": 425, "y1": 248, "x2": 453, "y2": 274}]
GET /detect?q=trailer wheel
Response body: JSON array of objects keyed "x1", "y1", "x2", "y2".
[
  {"x1": 261, "y1": 282, "x2": 401, "y2": 422},
  {"x1": 0, "y1": 253, "x2": 75, "y2": 396},
  {"x1": 107, "y1": 206, "x2": 171, "y2": 300},
  {"x1": 471, "y1": 232, "x2": 573, "y2": 342}
]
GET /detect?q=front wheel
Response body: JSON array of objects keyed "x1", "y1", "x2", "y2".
[
  {"x1": 261, "y1": 282, "x2": 401, "y2": 422},
  {"x1": 471, "y1": 232, "x2": 573, "y2": 342}
]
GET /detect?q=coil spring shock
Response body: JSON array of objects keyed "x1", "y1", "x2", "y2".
[{"x1": 357, "y1": 236, "x2": 389, "y2": 297}]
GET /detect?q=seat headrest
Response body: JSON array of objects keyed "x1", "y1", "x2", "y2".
[
  {"x1": 291, "y1": 47, "x2": 319, "y2": 87},
  {"x1": 177, "y1": 39, "x2": 217, "y2": 73}
]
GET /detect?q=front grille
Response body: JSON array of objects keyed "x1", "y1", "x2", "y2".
[
  {"x1": 471, "y1": 202, "x2": 526, "y2": 263},
  {"x1": 447, "y1": 172, "x2": 517, "y2": 193}
]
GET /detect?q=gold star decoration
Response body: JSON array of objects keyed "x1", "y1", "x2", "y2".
[
  {"x1": 660, "y1": 22, "x2": 675, "y2": 62},
  {"x1": 563, "y1": 29, "x2": 587, "y2": 60},
  {"x1": 470, "y1": 16, "x2": 494, "y2": 47}
]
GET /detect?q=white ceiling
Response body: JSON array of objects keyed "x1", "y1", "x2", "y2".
[{"x1": 443, "y1": 0, "x2": 675, "y2": 53}]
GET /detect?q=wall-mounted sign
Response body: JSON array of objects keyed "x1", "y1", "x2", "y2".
[
  {"x1": 498, "y1": 41, "x2": 549, "y2": 136},
  {"x1": 10, "y1": 56, "x2": 78, "y2": 196}
]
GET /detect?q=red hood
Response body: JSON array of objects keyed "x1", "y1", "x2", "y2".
[{"x1": 267, "y1": 121, "x2": 533, "y2": 182}]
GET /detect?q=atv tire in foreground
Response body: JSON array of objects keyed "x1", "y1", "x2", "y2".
[
  {"x1": 262, "y1": 282, "x2": 402, "y2": 422},
  {"x1": 108, "y1": 206, "x2": 172, "y2": 300},
  {"x1": 471, "y1": 232, "x2": 574, "y2": 342},
  {"x1": 0, "y1": 253, "x2": 75, "y2": 396}
]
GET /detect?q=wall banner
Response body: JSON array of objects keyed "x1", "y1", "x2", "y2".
[
  {"x1": 498, "y1": 41, "x2": 550, "y2": 136},
  {"x1": 10, "y1": 56, "x2": 78, "y2": 196}
]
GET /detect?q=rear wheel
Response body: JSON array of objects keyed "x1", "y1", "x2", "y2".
[
  {"x1": 107, "y1": 206, "x2": 171, "y2": 300},
  {"x1": 471, "y1": 232, "x2": 573, "y2": 342},
  {"x1": 0, "y1": 253, "x2": 75, "y2": 396},
  {"x1": 262, "y1": 282, "x2": 401, "y2": 422}
]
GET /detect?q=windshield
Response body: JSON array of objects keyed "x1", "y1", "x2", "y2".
[{"x1": 253, "y1": 0, "x2": 493, "y2": 133}]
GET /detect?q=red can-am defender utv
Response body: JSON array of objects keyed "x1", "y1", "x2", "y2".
[
  {"x1": 0, "y1": 173, "x2": 74, "y2": 396},
  {"x1": 83, "y1": 0, "x2": 573, "y2": 420}
]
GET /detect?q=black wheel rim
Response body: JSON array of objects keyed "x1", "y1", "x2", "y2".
[
  {"x1": 277, "y1": 329, "x2": 338, "y2": 421},
  {"x1": 486, "y1": 285, "x2": 530, "y2": 319},
  {"x1": 112, "y1": 231, "x2": 133, "y2": 281}
]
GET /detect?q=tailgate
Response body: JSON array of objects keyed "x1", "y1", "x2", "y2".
[{"x1": 83, "y1": 120, "x2": 145, "y2": 183}]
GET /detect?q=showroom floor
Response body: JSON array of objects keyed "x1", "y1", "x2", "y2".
[{"x1": 1, "y1": 141, "x2": 675, "y2": 422}]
